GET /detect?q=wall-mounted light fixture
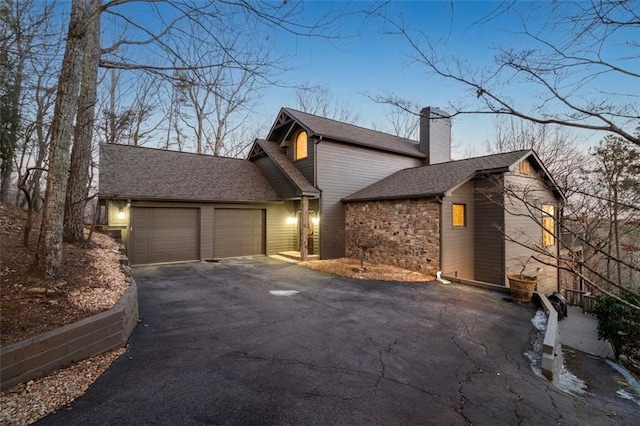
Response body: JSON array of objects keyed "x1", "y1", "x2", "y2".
[
  {"x1": 117, "y1": 207, "x2": 125, "y2": 220},
  {"x1": 311, "y1": 216, "x2": 319, "y2": 225},
  {"x1": 286, "y1": 216, "x2": 298, "y2": 225}
]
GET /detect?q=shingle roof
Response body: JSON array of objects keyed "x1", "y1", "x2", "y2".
[
  {"x1": 343, "y1": 150, "x2": 532, "y2": 202},
  {"x1": 281, "y1": 108, "x2": 425, "y2": 158},
  {"x1": 99, "y1": 144, "x2": 281, "y2": 202},
  {"x1": 255, "y1": 139, "x2": 319, "y2": 196}
]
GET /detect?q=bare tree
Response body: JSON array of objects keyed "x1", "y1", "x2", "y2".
[
  {"x1": 294, "y1": 84, "x2": 361, "y2": 125},
  {"x1": 485, "y1": 117, "x2": 585, "y2": 193},
  {"x1": 373, "y1": 0, "x2": 639, "y2": 147},
  {"x1": 64, "y1": 0, "x2": 101, "y2": 243},
  {"x1": 34, "y1": 0, "x2": 93, "y2": 279}
]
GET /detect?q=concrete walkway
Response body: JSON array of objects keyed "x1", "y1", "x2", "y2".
[{"x1": 559, "y1": 306, "x2": 615, "y2": 359}]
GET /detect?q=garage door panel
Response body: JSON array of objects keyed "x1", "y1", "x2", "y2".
[
  {"x1": 131, "y1": 207, "x2": 199, "y2": 265},
  {"x1": 214, "y1": 209, "x2": 264, "y2": 258}
]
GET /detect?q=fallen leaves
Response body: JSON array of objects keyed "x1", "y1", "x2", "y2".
[{"x1": 300, "y1": 258, "x2": 435, "y2": 282}]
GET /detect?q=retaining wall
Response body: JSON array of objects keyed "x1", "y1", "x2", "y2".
[{"x1": 0, "y1": 278, "x2": 138, "y2": 391}]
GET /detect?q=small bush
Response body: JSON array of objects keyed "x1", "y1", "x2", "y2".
[{"x1": 592, "y1": 293, "x2": 640, "y2": 361}]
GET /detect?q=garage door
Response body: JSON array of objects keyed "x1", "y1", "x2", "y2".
[
  {"x1": 130, "y1": 208, "x2": 199, "y2": 265},
  {"x1": 214, "y1": 209, "x2": 264, "y2": 258}
]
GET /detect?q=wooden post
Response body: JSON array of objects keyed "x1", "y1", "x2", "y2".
[{"x1": 300, "y1": 195, "x2": 309, "y2": 261}]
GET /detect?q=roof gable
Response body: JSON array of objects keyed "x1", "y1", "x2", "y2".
[
  {"x1": 249, "y1": 139, "x2": 319, "y2": 197},
  {"x1": 343, "y1": 150, "x2": 560, "y2": 202},
  {"x1": 267, "y1": 107, "x2": 425, "y2": 159},
  {"x1": 99, "y1": 144, "x2": 280, "y2": 202}
]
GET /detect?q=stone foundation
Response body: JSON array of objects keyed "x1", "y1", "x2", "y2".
[{"x1": 345, "y1": 199, "x2": 440, "y2": 275}]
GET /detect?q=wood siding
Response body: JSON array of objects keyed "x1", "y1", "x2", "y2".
[
  {"x1": 473, "y1": 177, "x2": 505, "y2": 285},
  {"x1": 504, "y1": 171, "x2": 559, "y2": 292},
  {"x1": 253, "y1": 155, "x2": 299, "y2": 199},
  {"x1": 316, "y1": 141, "x2": 423, "y2": 258},
  {"x1": 441, "y1": 180, "x2": 475, "y2": 278}
]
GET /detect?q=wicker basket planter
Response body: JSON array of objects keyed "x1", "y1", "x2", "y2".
[{"x1": 507, "y1": 275, "x2": 537, "y2": 303}]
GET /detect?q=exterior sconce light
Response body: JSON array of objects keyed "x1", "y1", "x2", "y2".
[
  {"x1": 311, "y1": 216, "x2": 319, "y2": 225},
  {"x1": 117, "y1": 207, "x2": 125, "y2": 220},
  {"x1": 286, "y1": 216, "x2": 297, "y2": 225}
]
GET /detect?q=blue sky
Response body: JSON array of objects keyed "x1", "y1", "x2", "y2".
[
  {"x1": 255, "y1": 0, "x2": 636, "y2": 156},
  {"x1": 89, "y1": 0, "x2": 635, "y2": 155}
]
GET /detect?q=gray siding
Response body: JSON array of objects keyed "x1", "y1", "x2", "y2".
[
  {"x1": 441, "y1": 180, "x2": 475, "y2": 278},
  {"x1": 504, "y1": 171, "x2": 559, "y2": 292},
  {"x1": 316, "y1": 141, "x2": 423, "y2": 258},
  {"x1": 473, "y1": 177, "x2": 505, "y2": 285},
  {"x1": 253, "y1": 155, "x2": 298, "y2": 199}
]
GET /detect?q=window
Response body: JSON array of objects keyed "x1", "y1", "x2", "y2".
[
  {"x1": 519, "y1": 159, "x2": 530, "y2": 175},
  {"x1": 542, "y1": 204, "x2": 555, "y2": 246},
  {"x1": 295, "y1": 131, "x2": 308, "y2": 160},
  {"x1": 452, "y1": 204, "x2": 466, "y2": 227}
]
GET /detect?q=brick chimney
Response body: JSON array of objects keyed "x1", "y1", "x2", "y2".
[{"x1": 419, "y1": 107, "x2": 451, "y2": 165}]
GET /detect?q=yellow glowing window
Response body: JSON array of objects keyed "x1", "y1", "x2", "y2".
[
  {"x1": 452, "y1": 204, "x2": 466, "y2": 227},
  {"x1": 520, "y1": 160, "x2": 530, "y2": 175},
  {"x1": 295, "y1": 131, "x2": 308, "y2": 160},
  {"x1": 542, "y1": 204, "x2": 555, "y2": 246}
]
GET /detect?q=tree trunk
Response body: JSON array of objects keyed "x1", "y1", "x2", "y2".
[
  {"x1": 34, "y1": 0, "x2": 92, "y2": 279},
  {"x1": 64, "y1": 0, "x2": 100, "y2": 243}
]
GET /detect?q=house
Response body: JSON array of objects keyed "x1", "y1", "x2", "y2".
[{"x1": 99, "y1": 106, "x2": 564, "y2": 293}]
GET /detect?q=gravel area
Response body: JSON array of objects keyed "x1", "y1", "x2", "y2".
[{"x1": 0, "y1": 347, "x2": 126, "y2": 425}]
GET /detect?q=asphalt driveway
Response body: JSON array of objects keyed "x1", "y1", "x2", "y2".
[{"x1": 39, "y1": 257, "x2": 638, "y2": 425}]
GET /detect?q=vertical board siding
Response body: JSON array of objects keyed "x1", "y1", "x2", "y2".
[
  {"x1": 473, "y1": 177, "x2": 505, "y2": 285},
  {"x1": 504, "y1": 172, "x2": 559, "y2": 292},
  {"x1": 253, "y1": 155, "x2": 299, "y2": 199},
  {"x1": 441, "y1": 180, "x2": 475, "y2": 278},
  {"x1": 317, "y1": 141, "x2": 423, "y2": 258}
]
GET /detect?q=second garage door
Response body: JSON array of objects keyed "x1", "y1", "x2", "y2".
[
  {"x1": 214, "y1": 209, "x2": 265, "y2": 258},
  {"x1": 130, "y1": 207, "x2": 199, "y2": 265}
]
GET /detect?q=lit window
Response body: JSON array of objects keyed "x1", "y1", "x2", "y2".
[
  {"x1": 452, "y1": 204, "x2": 466, "y2": 227},
  {"x1": 295, "y1": 131, "x2": 308, "y2": 160},
  {"x1": 542, "y1": 204, "x2": 555, "y2": 246},
  {"x1": 520, "y1": 160, "x2": 530, "y2": 175}
]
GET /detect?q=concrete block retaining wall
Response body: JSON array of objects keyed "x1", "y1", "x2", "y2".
[{"x1": 0, "y1": 277, "x2": 138, "y2": 391}]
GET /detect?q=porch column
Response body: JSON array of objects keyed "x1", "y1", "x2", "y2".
[{"x1": 300, "y1": 195, "x2": 309, "y2": 261}]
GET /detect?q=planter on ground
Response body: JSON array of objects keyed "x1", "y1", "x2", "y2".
[{"x1": 508, "y1": 275, "x2": 537, "y2": 303}]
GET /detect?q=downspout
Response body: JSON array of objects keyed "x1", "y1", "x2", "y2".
[
  {"x1": 314, "y1": 135, "x2": 321, "y2": 257},
  {"x1": 435, "y1": 195, "x2": 449, "y2": 283},
  {"x1": 557, "y1": 199, "x2": 563, "y2": 293}
]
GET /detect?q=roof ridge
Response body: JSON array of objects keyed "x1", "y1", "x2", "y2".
[
  {"x1": 282, "y1": 107, "x2": 418, "y2": 144},
  {"x1": 100, "y1": 143, "x2": 247, "y2": 162}
]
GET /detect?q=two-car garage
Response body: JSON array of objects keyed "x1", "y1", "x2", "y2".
[{"x1": 129, "y1": 207, "x2": 265, "y2": 265}]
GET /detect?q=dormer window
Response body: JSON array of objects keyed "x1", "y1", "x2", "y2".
[{"x1": 295, "y1": 131, "x2": 308, "y2": 160}]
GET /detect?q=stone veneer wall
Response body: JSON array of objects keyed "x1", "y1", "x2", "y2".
[{"x1": 345, "y1": 199, "x2": 440, "y2": 274}]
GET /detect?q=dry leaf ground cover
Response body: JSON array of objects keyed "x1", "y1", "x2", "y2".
[
  {"x1": 0, "y1": 203, "x2": 130, "y2": 424},
  {"x1": 300, "y1": 257, "x2": 435, "y2": 282}
]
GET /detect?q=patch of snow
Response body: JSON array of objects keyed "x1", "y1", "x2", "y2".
[
  {"x1": 269, "y1": 290, "x2": 300, "y2": 297},
  {"x1": 531, "y1": 310, "x2": 548, "y2": 332},
  {"x1": 556, "y1": 366, "x2": 588, "y2": 396},
  {"x1": 607, "y1": 360, "x2": 640, "y2": 406}
]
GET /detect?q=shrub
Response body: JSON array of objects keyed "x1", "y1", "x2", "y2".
[{"x1": 592, "y1": 293, "x2": 640, "y2": 361}]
